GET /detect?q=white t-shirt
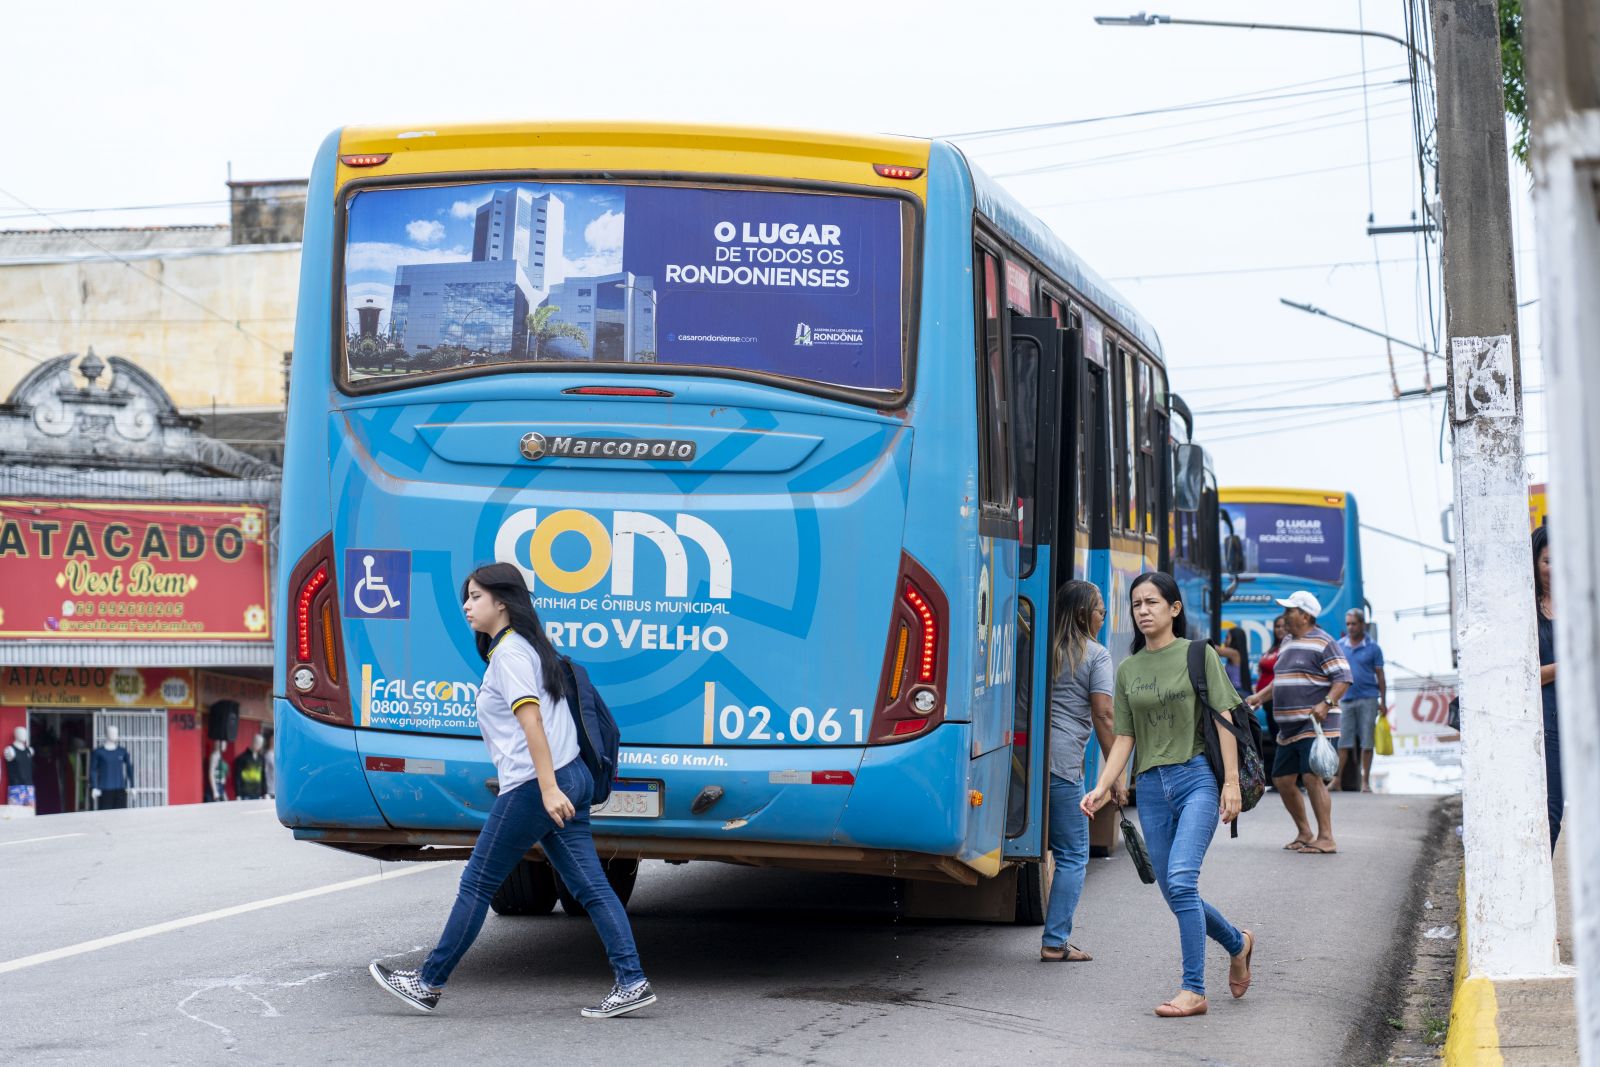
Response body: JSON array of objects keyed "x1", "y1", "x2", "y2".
[{"x1": 475, "y1": 630, "x2": 580, "y2": 794}]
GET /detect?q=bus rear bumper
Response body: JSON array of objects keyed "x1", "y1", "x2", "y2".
[
  {"x1": 291, "y1": 827, "x2": 984, "y2": 884},
  {"x1": 288, "y1": 722, "x2": 977, "y2": 881},
  {"x1": 273, "y1": 698, "x2": 388, "y2": 830}
]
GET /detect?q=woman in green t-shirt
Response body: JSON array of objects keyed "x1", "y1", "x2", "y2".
[{"x1": 1081, "y1": 571, "x2": 1255, "y2": 1018}]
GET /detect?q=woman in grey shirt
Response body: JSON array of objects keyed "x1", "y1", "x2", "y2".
[{"x1": 1041, "y1": 580, "x2": 1121, "y2": 961}]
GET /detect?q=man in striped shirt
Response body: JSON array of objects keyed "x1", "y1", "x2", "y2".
[{"x1": 1244, "y1": 591, "x2": 1351, "y2": 854}]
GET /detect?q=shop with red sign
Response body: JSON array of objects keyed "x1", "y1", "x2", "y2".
[{"x1": 0, "y1": 354, "x2": 279, "y2": 816}]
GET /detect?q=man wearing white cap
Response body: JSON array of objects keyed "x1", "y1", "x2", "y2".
[{"x1": 1244, "y1": 590, "x2": 1351, "y2": 854}]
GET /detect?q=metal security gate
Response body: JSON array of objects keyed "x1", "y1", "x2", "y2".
[{"x1": 93, "y1": 710, "x2": 168, "y2": 808}]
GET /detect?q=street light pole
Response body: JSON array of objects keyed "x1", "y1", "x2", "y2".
[{"x1": 1092, "y1": 12, "x2": 1431, "y2": 70}]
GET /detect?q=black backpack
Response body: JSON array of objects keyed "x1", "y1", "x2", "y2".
[
  {"x1": 1186, "y1": 640, "x2": 1267, "y2": 838},
  {"x1": 559, "y1": 656, "x2": 622, "y2": 806}
]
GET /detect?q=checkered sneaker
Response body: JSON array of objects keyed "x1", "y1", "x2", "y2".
[
  {"x1": 369, "y1": 962, "x2": 441, "y2": 1013},
  {"x1": 580, "y1": 979, "x2": 656, "y2": 1019}
]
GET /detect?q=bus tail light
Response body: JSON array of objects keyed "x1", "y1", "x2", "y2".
[
  {"x1": 873, "y1": 164, "x2": 925, "y2": 180},
  {"x1": 286, "y1": 533, "x2": 353, "y2": 726},
  {"x1": 340, "y1": 153, "x2": 391, "y2": 167},
  {"x1": 869, "y1": 552, "x2": 949, "y2": 743}
]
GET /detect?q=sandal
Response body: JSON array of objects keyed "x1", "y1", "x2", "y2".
[
  {"x1": 1040, "y1": 943, "x2": 1094, "y2": 962},
  {"x1": 1283, "y1": 840, "x2": 1310, "y2": 851},
  {"x1": 1154, "y1": 998, "x2": 1208, "y2": 1018},
  {"x1": 1229, "y1": 930, "x2": 1254, "y2": 998}
]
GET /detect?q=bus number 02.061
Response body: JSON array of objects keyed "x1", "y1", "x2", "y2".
[{"x1": 719, "y1": 705, "x2": 865, "y2": 744}]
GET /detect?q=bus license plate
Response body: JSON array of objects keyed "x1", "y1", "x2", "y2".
[{"x1": 592, "y1": 779, "x2": 662, "y2": 819}]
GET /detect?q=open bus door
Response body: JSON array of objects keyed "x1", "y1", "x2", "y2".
[{"x1": 1003, "y1": 315, "x2": 1079, "y2": 921}]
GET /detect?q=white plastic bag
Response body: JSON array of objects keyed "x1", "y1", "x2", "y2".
[{"x1": 1309, "y1": 715, "x2": 1339, "y2": 780}]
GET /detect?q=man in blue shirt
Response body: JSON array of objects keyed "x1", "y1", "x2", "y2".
[{"x1": 1336, "y1": 609, "x2": 1387, "y2": 792}]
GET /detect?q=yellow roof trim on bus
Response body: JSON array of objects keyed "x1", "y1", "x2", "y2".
[
  {"x1": 1219, "y1": 486, "x2": 1347, "y2": 508},
  {"x1": 335, "y1": 122, "x2": 931, "y2": 197}
]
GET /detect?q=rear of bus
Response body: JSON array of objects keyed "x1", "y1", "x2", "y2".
[
  {"x1": 274, "y1": 124, "x2": 994, "y2": 885},
  {"x1": 1218, "y1": 487, "x2": 1364, "y2": 665}
]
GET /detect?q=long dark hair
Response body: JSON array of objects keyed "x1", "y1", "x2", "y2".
[
  {"x1": 1051, "y1": 580, "x2": 1104, "y2": 681},
  {"x1": 1225, "y1": 625, "x2": 1252, "y2": 691},
  {"x1": 462, "y1": 562, "x2": 564, "y2": 696},
  {"x1": 1532, "y1": 524, "x2": 1551, "y2": 614},
  {"x1": 1128, "y1": 571, "x2": 1190, "y2": 655},
  {"x1": 1269, "y1": 612, "x2": 1288, "y2": 653}
]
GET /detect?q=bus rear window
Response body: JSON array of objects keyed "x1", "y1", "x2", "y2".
[
  {"x1": 1221, "y1": 502, "x2": 1345, "y2": 585},
  {"x1": 341, "y1": 180, "x2": 907, "y2": 393}
]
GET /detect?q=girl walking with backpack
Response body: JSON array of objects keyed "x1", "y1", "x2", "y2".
[
  {"x1": 369, "y1": 562, "x2": 655, "y2": 1019},
  {"x1": 1081, "y1": 572, "x2": 1254, "y2": 1018}
]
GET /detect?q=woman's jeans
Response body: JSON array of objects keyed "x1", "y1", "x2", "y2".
[
  {"x1": 1545, "y1": 714, "x2": 1564, "y2": 850},
  {"x1": 1136, "y1": 754, "x2": 1245, "y2": 995},
  {"x1": 421, "y1": 758, "x2": 646, "y2": 990},
  {"x1": 1042, "y1": 775, "x2": 1089, "y2": 948}
]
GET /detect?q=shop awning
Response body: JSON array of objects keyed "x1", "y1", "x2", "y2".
[{"x1": 0, "y1": 641, "x2": 273, "y2": 669}]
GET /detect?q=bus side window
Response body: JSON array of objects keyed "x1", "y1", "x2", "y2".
[
  {"x1": 1139, "y1": 359, "x2": 1156, "y2": 538},
  {"x1": 1122, "y1": 346, "x2": 1139, "y2": 534},
  {"x1": 1062, "y1": 306, "x2": 1087, "y2": 531},
  {"x1": 976, "y1": 249, "x2": 1013, "y2": 512},
  {"x1": 1109, "y1": 343, "x2": 1131, "y2": 532}
]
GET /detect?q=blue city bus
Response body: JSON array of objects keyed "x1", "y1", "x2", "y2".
[
  {"x1": 1218, "y1": 486, "x2": 1367, "y2": 669},
  {"x1": 275, "y1": 123, "x2": 1221, "y2": 922}
]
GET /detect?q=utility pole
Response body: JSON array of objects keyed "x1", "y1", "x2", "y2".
[
  {"x1": 1432, "y1": 0, "x2": 1560, "y2": 1044},
  {"x1": 1527, "y1": 0, "x2": 1600, "y2": 1060}
]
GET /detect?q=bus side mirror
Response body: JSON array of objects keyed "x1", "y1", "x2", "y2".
[{"x1": 1174, "y1": 443, "x2": 1204, "y2": 512}]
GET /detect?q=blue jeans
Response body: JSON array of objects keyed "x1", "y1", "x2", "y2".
[
  {"x1": 1136, "y1": 753, "x2": 1245, "y2": 996},
  {"x1": 1042, "y1": 775, "x2": 1089, "y2": 949},
  {"x1": 421, "y1": 758, "x2": 646, "y2": 989}
]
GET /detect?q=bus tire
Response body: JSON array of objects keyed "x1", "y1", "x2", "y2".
[
  {"x1": 556, "y1": 858, "x2": 640, "y2": 917},
  {"x1": 1014, "y1": 858, "x2": 1052, "y2": 925},
  {"x1": 490, "y1": 859, "x2": 559, "y2": 916}
]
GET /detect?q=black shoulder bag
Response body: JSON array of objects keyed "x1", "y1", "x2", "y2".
[{"x1": 1187, "y1": 640, "x2": 1267, "y2": 838}]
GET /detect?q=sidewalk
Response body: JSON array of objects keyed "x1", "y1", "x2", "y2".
[{"x1": 1055, "y1": 790, "x2": 1448, "y2": 1065}]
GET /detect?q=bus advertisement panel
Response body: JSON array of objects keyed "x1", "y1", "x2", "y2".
[
  {"x1": 1218, "y1": 488, "x2": 1365, "y2": 665},
  {"x1": 344, "y1": 181, "x2": 905, "y2": 392}
]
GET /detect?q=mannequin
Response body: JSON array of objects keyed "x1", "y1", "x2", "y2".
[
  {"x1": 4, "y1": 725, "x2": 37, "y2": 816},
  {"x1": 89, "y1": 724, "x2": 135, "y2": 810},
  {"x1": 263, "y1": 730, "x2": 275, "y2": 799},
  {"x1": 233, "y1": 734, "x2": 267, "y2": 800},
  {"x1": 208, "y1": 741, "x2": 230, "y2": 802},
  {"x1": 206, "y1": 699, "x2": 239, "y2": 802}
]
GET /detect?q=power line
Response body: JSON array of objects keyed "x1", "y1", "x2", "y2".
[
  {"x1": 1112, "y1": 257, "x2": 1421, "y2": 280},
  {"x1": 940, "y1": 64, "x2": 1407, "y2": 139},
  {"x1": 0, "y1": 195, "x2": 302, "y2": 224},
  {"x1": 1197, "y1": 394, "x2": 1438, "y2": 417},
  {"x1": 967, "y1": 81, "x2": 1410, "y2": 160},
  {"x1": 0, "y1": 184, "x2": 278, "y2": 358},
  {"x1": 1025, "y1": 155, "x2": 1408, "y2": 210},
  {"x1": 995, "y1": 101, "x2": 1411, "y2": 178},
  {"x1": 1176, "y1": 363, "x2": 1411, "y2": 396}
]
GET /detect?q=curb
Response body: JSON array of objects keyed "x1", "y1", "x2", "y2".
[{"x1": 1444, "y1": 872, "x2": 1503, "y2": 1066}]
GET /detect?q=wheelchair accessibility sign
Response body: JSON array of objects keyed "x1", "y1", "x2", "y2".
[{"x1": 343, "y1": 549, "x2": 410, "y2": 620}]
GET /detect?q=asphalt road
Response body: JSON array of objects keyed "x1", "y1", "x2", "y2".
[{"x1": 0, "y1": 792, "x2": 1442, "y2": 1066}]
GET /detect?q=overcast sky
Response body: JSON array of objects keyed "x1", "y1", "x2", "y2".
[{"x1": 2, "y1": 0, "x2": 1546, "y2": 679}]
